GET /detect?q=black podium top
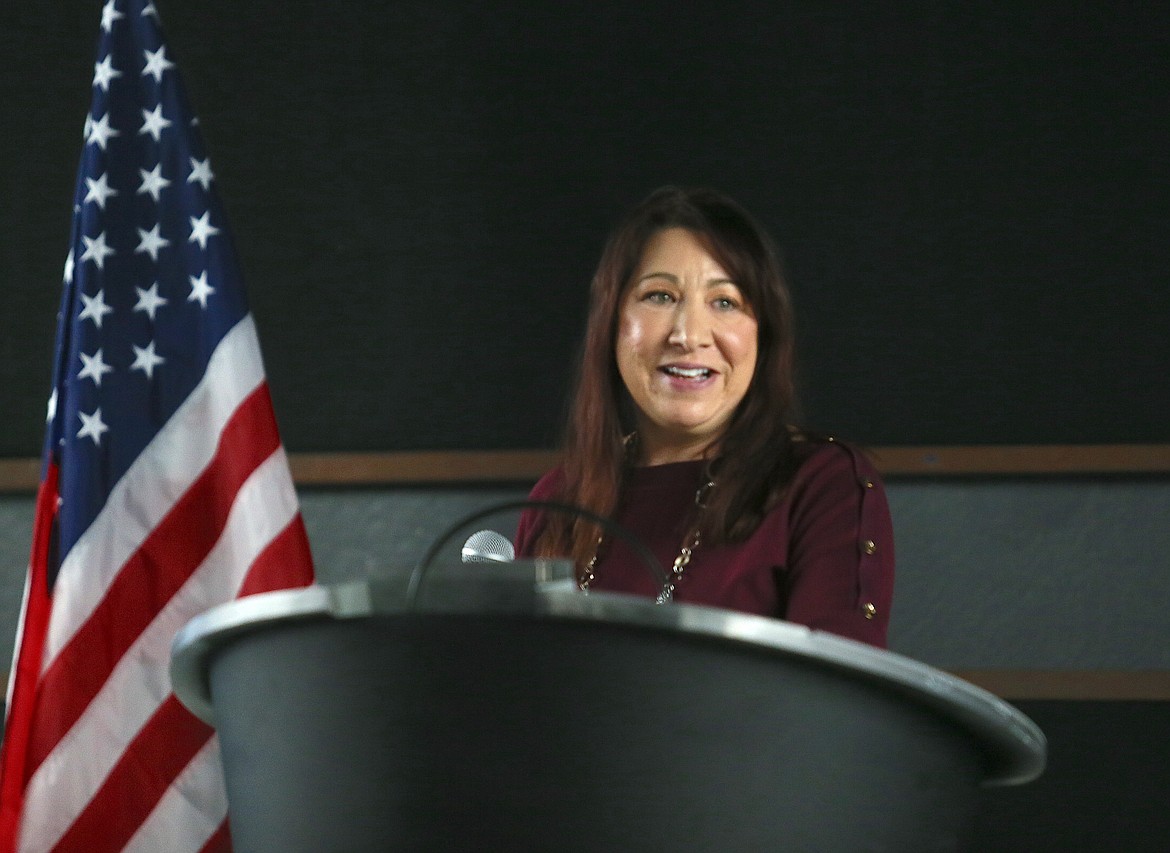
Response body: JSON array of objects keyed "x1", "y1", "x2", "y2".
[{"x1": 171, "y1": 567, "x2": 1044, "y2": 787}]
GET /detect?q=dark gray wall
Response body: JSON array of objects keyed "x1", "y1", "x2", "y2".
[{"x1": 3, "y1": 2, "x2": 1168, "y2": 456}]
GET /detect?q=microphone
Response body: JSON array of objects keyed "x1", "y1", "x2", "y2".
[{"x1": 461, "y1": 530, "x2": 515, "y2": 563}]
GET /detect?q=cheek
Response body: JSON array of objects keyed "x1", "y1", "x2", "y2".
[
  {"x1": 727, "y1": 335, "x2": 759, "y2": 400},
  {"x1": 615, "y1": 313, "x2": 648, "y2": 364},
  {"x1": 742, "y1": 335, "x2": 760, "y2": 372},
  {"x1": 614, "y1": 321, "x2": 636, "y2": 388},
  {"x1": 724, "y1": 322, "x2": 759, "y2": 373}
]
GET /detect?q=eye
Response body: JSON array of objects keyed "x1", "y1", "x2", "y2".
[
  {"x1": 712, "y1": 296, "x2": 741, "y2": 311},
  {"x1": 643, "y1": 290, "x2": 675, "y2": 305}
]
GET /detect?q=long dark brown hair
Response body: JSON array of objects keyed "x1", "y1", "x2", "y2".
[{"x1": 534, "y1": 186, "x2": 801, "y2": 565}]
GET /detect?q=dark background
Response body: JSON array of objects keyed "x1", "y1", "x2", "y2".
[{"x1": 3, "y1": 1, "x2": 1167, "y2": 456}]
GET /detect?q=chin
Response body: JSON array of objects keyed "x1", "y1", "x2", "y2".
[{"x1": 655, "y1": 418, "x2": 726, "y2": 443}]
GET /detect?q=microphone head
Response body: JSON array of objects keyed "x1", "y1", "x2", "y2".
[{"x1": 461, "y1": 529, "x2": 515, "y2": 563}]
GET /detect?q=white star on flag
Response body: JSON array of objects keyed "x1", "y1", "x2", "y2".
[
  {"x1": 86, "y1": 112, "x2": 120, "y2": 150},
  {"x1": 130, "y1": 341, "x2": 166, "y2": 379},
  {"x1": 93, "y1": 54, "x2": 123, "y2": 91},
  {"x1": 133, "y1": 283, "x2": 168, "y2": 320},
  {"x1": 64, "y1": 250, "x2": 75, "y2": 285},
  {"x1": 81, "y1": 232, "x2": 115, "y2": 269},
  {"x1": 79, "y1": 349, "x2": 115, "y2": 387},
  {"x1": 187, "y1": 271, "x2": 215, "y2": 307},
  {"x1": 137, "y1": 163, "x2": 171, "y2": 201},
  {"x1": 141, "y1": 45, "x2": 175, "y2": 82},
  {"x1": 76, "y1": 407, "x2": 109, "y2": 445},
  {"x1": 188, "y1": 211, "x2": 220, "y2": 249},
  {"x1": 187, "y1": 156, "x2": 214, "y2": 190},
  {"x1": 135, "y1": 223, "x2": 170, "y2": 261},
  {"x1": 78, "y1": 290, "x2": 114, "y2": 328},
  {"x1": 84, "y1": 172, "x2": 119, "y2": 209},
  {"x1": 139, "y1": 104, "x2": 172, "y2": 141},
  {"x1": 100, "y1": 0, "x2": 124, "y2": 33}
]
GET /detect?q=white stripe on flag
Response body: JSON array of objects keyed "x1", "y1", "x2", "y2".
[
  {"x1": 45, "y1": 314, "x2": 265, "y2": 666},
  {"x1": 19, "y1": 448, "x2": 299, "y2": 851},
  {"x1": 124, "y1": 738, "x2": 229, "y2": 853}
]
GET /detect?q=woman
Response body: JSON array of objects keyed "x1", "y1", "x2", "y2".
[{"x1": 515, "y1": 186, "x2": 894, "y2": 648}]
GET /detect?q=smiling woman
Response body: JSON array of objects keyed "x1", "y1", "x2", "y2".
[{"x1": 515, "y1": 186, "x2": 895, "y2": 647}]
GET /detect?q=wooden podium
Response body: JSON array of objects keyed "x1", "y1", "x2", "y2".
[{"x1": 171, "y1": 564, "x2": 1044, "y2": 852}]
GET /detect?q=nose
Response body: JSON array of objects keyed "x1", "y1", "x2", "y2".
[{"x1": 667, "y1": 300, "x2": 710, "y2": 350}]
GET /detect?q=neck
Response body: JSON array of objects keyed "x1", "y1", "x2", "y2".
[{"x1": 634, "y1": 429, "x2": 714, "y2": 466}]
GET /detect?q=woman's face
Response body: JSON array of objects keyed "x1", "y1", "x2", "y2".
[{"x1": 615, "y1": 227, "x2": 758, "y2": 465}]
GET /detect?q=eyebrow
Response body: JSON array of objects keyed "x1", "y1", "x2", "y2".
[{"x1": 634, "y1": 272, "x2": 738, "y2": 287}]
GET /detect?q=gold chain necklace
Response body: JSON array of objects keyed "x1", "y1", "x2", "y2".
[{"x1": 579, "y1": 478, "x2": 713, "y2": 604}]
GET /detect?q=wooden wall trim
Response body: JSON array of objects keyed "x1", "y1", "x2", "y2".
[
  {"x1": 871, "y1": 444, "x2": 1170, "y2": 476},
  {"x1": 289, "y1": 450, "x2": 559, "y2": 485},
  {"x1": 2, "y1": 445, "x2": 1169, "y2": 491},
  {"x1": 0, "y1": 458, "x2": 40, "y2": 493},
  {"x1": 952, "y1": 670, "x2": 1170, "y2": 701}
]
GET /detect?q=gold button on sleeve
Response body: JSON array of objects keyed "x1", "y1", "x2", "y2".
[
  {"x1": 862, "y1": 602, "x2": 877, "y2": 620},
  {"x1": 862, "y1": 539, "x2": 877, "y2": 555}
]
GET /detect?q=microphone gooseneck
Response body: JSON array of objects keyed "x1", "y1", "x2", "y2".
[{"x1": 407, "y1": 499, "x2": 666, "y2": 609}]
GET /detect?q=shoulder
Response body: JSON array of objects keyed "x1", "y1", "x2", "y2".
[
  {"x1": 515, "y1": 466, "x2": 565, "y2": 557},
  {"x1": 789, "y1": 435, "x2": 883, "y2": 490},
  {"x1": 777, "y1": 435, "x2": 891, "y2": 530}
]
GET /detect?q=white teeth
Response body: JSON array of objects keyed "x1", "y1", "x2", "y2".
[{"x1": 664, "y1": 366, "x2": 711, "y2": 379}]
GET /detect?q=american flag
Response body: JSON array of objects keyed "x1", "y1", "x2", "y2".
[{"x1": 0, "y1": 1, "x2": 315, "y2": 850}]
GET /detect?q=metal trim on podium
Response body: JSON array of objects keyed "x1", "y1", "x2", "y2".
[{"x1": 172, "y1": 565, "x2": 1045, "y2": 852}]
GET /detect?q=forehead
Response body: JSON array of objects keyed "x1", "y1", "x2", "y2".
[{"x1": 632, "y1": 228, "x2": 733, "y2": 282}]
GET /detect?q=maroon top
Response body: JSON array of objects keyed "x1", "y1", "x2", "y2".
[{"x1": 514, "y1": 439, "x2": 895, "y2": 648}]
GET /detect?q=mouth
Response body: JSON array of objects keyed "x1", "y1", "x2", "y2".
[{"x1": 660, "y1": 365, "x2": 714, "y2": 380}]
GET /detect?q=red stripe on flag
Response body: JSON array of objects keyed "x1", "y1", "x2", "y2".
[
  {"x1": 25, "y1": 384, "x2": 280, "y2": 779},
  {"x1": 0, "y1": 467, "x2": 60, "y2": 853},
  {"x1": 236, "y1": 514, "x2": 314, "y2": 598},
  {"x1": 50, "y1": 519, "x2": 315, "y2": 851},
  {"x1": 53, "y1": 696, "x2": 213, "y2": 853},
  {"x1": 197, "y1": 820, "x2": 232, "y2": 853}
]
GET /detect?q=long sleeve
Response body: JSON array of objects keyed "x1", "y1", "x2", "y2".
[{"x1": 779, "y1": 441, "x2": 895, "y2": 647}]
